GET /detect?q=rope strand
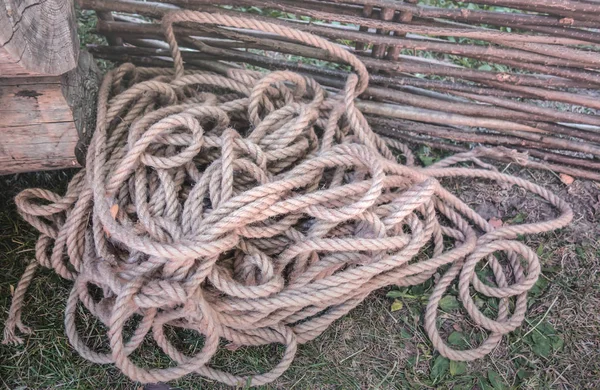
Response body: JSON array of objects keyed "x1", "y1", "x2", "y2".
[{"x1": 3, "y1": 10, "x2": 572, "y2": 386}]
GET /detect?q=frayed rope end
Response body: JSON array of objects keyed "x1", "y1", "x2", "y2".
[{"x1": 2, "y1": 260, "x2": 39, "y2": 345}]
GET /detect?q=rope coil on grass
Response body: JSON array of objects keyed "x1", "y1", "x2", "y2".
[{"x1": 3, "y1": 10, "x2": 572, "y2": 386}]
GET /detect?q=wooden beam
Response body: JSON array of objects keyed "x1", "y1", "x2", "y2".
[
  {"x1": 0, "y1": 0, "x2": 79, "y2": 75},
  {"x1": 0, "y1": 51, "x2": 101, "y2": 175}
]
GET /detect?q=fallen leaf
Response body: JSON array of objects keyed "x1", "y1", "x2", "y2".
[
  {"x1": 110, "y1": 204, "x2": 119, "y2": 219},
  {"x1": 10, "y1": 284, "x2": 15, "y2": 296},
  {"x1": 452, "y1": 323, "x2": 463, "y2": 332},
  {"x1": 559, "y1": 173, "x2": 574, "y2": 185},
  {"x1": 488, "y1": 217, "x2": 503, "y2": 229}
]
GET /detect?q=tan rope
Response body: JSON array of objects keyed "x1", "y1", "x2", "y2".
[
  {"x1": 3, "y1": 260, "x2": 38, "y2": 345},
  {"x1": 3, "y1": 10, "x2": 572, "y2": 386}
]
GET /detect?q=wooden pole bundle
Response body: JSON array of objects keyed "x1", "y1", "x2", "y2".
[{"x1": 77, "y1": 0, "x2": 600, "y2": 180}]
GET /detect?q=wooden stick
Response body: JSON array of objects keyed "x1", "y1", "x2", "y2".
[
  {"x1": 315, "y1": 0, "x2": 600, "y2": 25},
  {"x1": 88, "y1": 41, "x2": 600, "y2": 132},
  {"x1": 93, "y1": 17, "x2": 594, "y2": 90},
  {"x1": 452, "y1": 92, "x2": 600, "y2": 128},
  {"x1": 362, "y1": 105, "x2": 600, "y2": 156},
  {"x1": 379, "y1": 130, "x2": 600, "y2": 181},
  {"x1": 288, "y1": 0, "x2": 600, "y2": 28}
]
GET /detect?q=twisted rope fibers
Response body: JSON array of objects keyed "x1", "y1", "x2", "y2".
[{"x1": 3, "y1": 10, "x2": 573, "y2": 386}]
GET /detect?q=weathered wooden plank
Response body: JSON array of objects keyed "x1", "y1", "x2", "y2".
[
  {"x1": 0, "y1": 74, "x2": 63, "y2": 85},
  {"x1": 0, "y1": 83, "x2": 73, "y2": 126},
  {"x1": 0, "y1": 122, "x2": 80, "y2": 174},
  {"x1": 0, "y1": 51, "x2": 101, "y2": 175}
]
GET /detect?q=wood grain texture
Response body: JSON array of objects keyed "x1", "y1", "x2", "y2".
[
  {"x1": 0, "y1": 0, "x2": 79, "y2": 75},
  {"x1": 0, "y1": 51, "x2": 101, "y2": 175},
  {"x1": 0, "y1": 122, "x2": 80, "y2": 174},
  {"x1": 0, "y1": 46, "x2": 46, "y2": 77},
  {"x1": 0, "y1": 77, "x2": 79, "y2": 174}
]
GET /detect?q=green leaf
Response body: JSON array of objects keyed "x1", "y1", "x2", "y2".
[
  {"x1": 453, "y1": 382, "x2": 474, "y2": 390},
  {"x1": 391, "y1": 300, "x2": 404, "y2": 312},
  {"x1": 450, "y1": 360, "x2": 467, "y2": 376},
  {"x1": 488, "y1": 298, "x2": 499, "y2": 310},
  {"x1": 448, "y1": 332, "x2": 467, "y2": 348},
  {"x1": 387, "y1": 290, "x2": 414, "y2": 299},
  {"x1": 487, "y1": 369, "x2": 506, "y2": 390},
  {"x1": 386, "y1": 290, "x2": 404, "y2": 298},
  {"x1": 419, "y1": 154, "x2": 436, "y2": 167},
  {"x1": 430, "y1": 356, "x2": 449, "y2": 381},
  {"x1": 531, "y1": 329, "x2": 546, "y2": 344},
  {"x1": 411, "y1": 283, "x2": 426, "y2": 295},
  {"x1": 531, "y1": 332, "x2": 552, "y2": 358},
  {"x1": 536, "y1": 243, "x2": 545, "y2": 257},
  {"x1": 400, "y1": 328, "x2": 412, "y2": 339},
  {"x1": 529, "y1": 277, "x2": 548, "y2": 297},
  {"x1": 537, "y1": 320, "x2": 556, "y2": 335},
  {"x1": 552, "y1": 336, "x2": 564, "y2": 351},
  {"x1": 478, "y1": 64, "x2": 493, "y2": 71},
  {"x1": 439, "y1": 295, "x2": 460, "y2": 311},
  {"x1": 477, "y1": 375, "x2": 494, "y2": 390},
  {"x1": 516, "y1": 369, "x2": 533, "y2": 380},
  {"x1": 509, "y1": 212, "x2": 527, "y2": 224}
]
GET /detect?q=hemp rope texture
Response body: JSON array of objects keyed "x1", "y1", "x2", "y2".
[{"x1": 3, "y1": 10, "x2": 573, "y2": 386}]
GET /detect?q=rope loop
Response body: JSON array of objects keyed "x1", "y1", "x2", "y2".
[{"x1": 3, "y1": 9, "x2": 572, "y2": 386}]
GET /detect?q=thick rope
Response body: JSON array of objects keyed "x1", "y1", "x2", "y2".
[{"x1": 3, "y1": 10, "x2": 572, "y2": 386}]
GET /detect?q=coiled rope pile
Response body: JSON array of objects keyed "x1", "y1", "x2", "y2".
[{"x1": 4, "y1": 10, "x2": 573, "y2": 386}]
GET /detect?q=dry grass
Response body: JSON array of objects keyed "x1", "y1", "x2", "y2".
[
  {"x1": 1, "y1": 161, "x2": 599, "y2": 389},
  {"x1": 2, "y1": 8, "x2": 600, "y2": 387}
]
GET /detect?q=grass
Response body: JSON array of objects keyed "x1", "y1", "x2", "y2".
[
  {"x1": 1, "y1": 163, "x2": 599, "y2": 389},
  {"x1": 2, "y1": 5, "x2": 600, "y2": 390}
]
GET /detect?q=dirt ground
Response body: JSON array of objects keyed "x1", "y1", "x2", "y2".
[{"x1": 0, "y1": 161, "x2": 598, "y2": 389}]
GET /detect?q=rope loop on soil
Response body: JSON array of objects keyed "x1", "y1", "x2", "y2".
[{"x1": 3, "y1": 10, "x2": 572, "y2": 386}]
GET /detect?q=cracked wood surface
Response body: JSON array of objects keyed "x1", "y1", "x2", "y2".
[
  {"x1": 0, "y1": 0, "x2": 79, "y2": 75},
  {"x1": 0, "y1": 52, "x2": 101, "y2": 174},
  {"x1": 0, "y1": 76, "x2": 80, "y2": 174}
]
